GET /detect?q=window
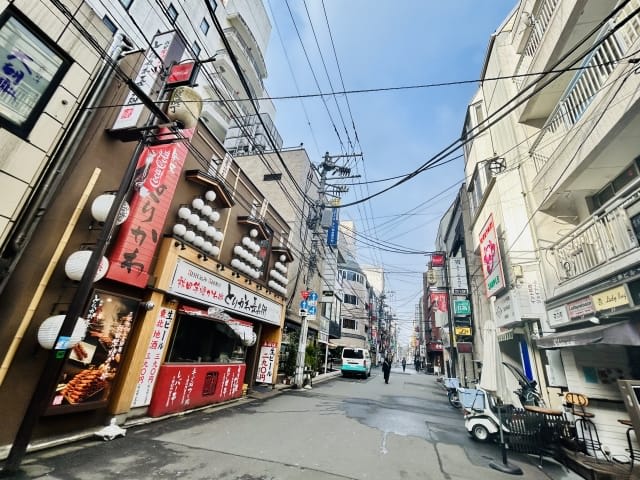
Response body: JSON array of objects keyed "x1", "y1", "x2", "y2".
[
  {"x1": 344, "y1": 294, "x2": 358, "y2": 305},
  {"x1": 342, "y1": 348, "x2": 363, "y2": 359},
  {"x1": 321, "y1": 301, "x2": 333, "y2": 320},
  {"x1": 192, "y1": 41, "x2": 201, "y2": 59},
  {"x1": 0, "y1": 7, "x2": 71, "y2": 139},
  {"x1": 119, "y1": 0, "x2": 133, "y2": 8},
  {"x1": 200, "y1": 18, "x2": 210, "y2": 35},
  {"x1": 342, "y1": 317, "x2": 357, "y2": 330},
  {"x1": 590, "y1": 157, "x2": 640, "y2": 210},
  {"x1": 474, "y1": 102, "x2": 485, "y2": 127},
  {"x1": 467, "y1": 160, "x2": 495, "y2": 216},
  {"x1": 167, "y1": 315, "x2": 247, "y2": 364},
  {"x1": 167, "y1": 3, "x2": 178, "y2": 23},
  {"x1": 102, "y1": 15, "x2": 117, "y2": 34}
]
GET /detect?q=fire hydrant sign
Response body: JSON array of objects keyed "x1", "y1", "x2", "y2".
[{"x1": 256, "y1": 342, "x2": 277, "y2": 383}]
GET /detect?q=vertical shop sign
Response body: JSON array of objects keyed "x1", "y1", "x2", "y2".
[
  {"x1": 479, "y1": 214, "x2": 505, "y2": 297},
  {"x1": 430, "y1": 291, "x2": 448, "y2": 312},
  {"x1": 256, "y1": 342, "x2": 277, "y2": 383},
  {"x1": 111, "y1": 31, "x2": 183, "y2": 130},
  {"x1": 107, "y1": 128, "x2": 194, "y2": 287},
  {"x1": 131, "y1": 307, "x2": 175, "y2": 408},
  {"x1": 326, "y1": 208, "x2": 339, "y2": 247},
  {"x1": 448, "y1": 257, "x2": 468, "y2": 294},
  {"x1": 49, "y1": 291, "x2": 137, "y2": 411}
]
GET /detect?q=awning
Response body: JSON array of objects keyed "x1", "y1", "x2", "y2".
[
  {"x1": 179, "y1": 305, "x2": 257, "y2": 346},
  {"x1": 536, "y1": 320, "x2": 640, "y2": 349}
]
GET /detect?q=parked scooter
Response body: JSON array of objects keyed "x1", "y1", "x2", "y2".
[{"x1": 462, "y1": 387, "x2": 510, "y2": 442}]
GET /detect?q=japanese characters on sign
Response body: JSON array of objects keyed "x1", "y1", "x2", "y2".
[
  {"x1": 49, "y1": 291, "x2": 138, "y2": 412},
  {"x1": 148, "y1": 363, "x2": 246, "y2": 417},
  {"x1": 169, "y1": 258, "x2": 283, "y2": 325},
  {"x1": 0, "y1": 10, "x2": 70, "y2": 137},
  {"x1": 131, "y1": 307, "x2": 175, "y2": 408},
  {"x1": 106, "y1": 128, "x2": 194, "y2": 287},
  {"x1": 112, "y1": 31, "x2": 183, "y2": 130},
  {"x1": 479, "y1": 214, "x2": 506, "y2": 297},
  {"x1": 256, "y1": 342, "x2": 277, "y2": 383}
]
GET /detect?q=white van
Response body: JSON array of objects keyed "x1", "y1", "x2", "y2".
[{"x1": 341, "y1": 348, "x2": 371, "y2": 378}]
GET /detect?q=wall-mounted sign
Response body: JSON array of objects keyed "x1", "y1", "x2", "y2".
[
  {"x1": 453, "y1": 299, "x2": 471, "y2": 316},
  {"x1": 567, "y1": 296, "x2": 595, "y2": 318},
  {"x1": 430, "y1": 291, "x2": 448, "y2": 313},
  {"x1": 592, "y1": 286, "x2": 629, "y2": 312},
  {"x1": 106, "y1": 128, "x2": 194, "y2": 287},
  {"x1": 131, "y1": 307, "x2": 175, "y2": 408},
  {"x1": 111, "y1": 31, "x2": 184, "y2": 130},
  {"x1": 326, "y1": 207, "x2": 339, "y2": 247},
  {"x1": 49, "y1": 291, "x2": 138, "y2": 412},
  {"x1": 431, "y1": 253, "x2": 445, "y2": 267},
  {"x1": 168, "y1": 258, "x2": 283, "y2": 325},
  {"x1": 0, "y1": 7, "x2": 71, "y2": 138},
  {"x1": 449, "y1": 258, "x2": 468, "y2": 294},
  {"x1": 547, "y1": 305, "x2": 569, "y2": 328},
  {"x1": 455, "y1": 326, "x2": 472, "y2": 336},
  {"x1": 479, "y1": 214, "x2": 505, "y2": 297},
  {"x1": 494, "y1": 292, "x2": 520, "y2": 328}
]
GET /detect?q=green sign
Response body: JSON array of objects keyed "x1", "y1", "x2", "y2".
[{"x1": 453, "y1": 299, "x2": 471, "y2": 316}]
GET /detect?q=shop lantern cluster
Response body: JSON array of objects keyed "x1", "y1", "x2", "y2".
[
  {"x1": 173, "y1": 190, "x2": 224, "y2": 257},
  {"x1": 231, "y1": 228, "x2": 263, "y2": 280},
  {"x1": 268, "y1": 255, "x2": 289, "y2": 296}
]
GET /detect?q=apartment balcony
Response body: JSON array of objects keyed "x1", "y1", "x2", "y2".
[
  {"x1": 516, "y1": 0, "x2": 619, "y2": 126},
  {"x1": 549, "y1": 185, "x2": 640, "y2": 297}
]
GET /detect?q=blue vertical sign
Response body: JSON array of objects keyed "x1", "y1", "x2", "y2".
[{"x1": 326, "y1": 208, "x2": 339, "y2": 247}]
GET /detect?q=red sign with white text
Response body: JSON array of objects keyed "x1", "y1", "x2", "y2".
[
  {"x1": 148, "y1": 363, "x2": 246, "y2": 417},
  {"x1": 106, "y1": 129, "x2": 194, "y2": 287}
]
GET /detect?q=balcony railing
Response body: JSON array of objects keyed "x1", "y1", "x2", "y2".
[
  {"x1": 530, "y1": 0, "x2": 640, "y2": 170},
  {"x1": 550, "y1": 187, "x2": 640, "y2": 281},
  {"x1": 513, "y1": 0, "x2": 560, "y2": 89}
]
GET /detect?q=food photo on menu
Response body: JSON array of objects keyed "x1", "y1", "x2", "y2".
[{"x1": 51, "y1": 291, "x2": 137, "y2": 409}]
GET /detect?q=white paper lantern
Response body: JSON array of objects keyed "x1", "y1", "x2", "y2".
[
  {"x1": 192, "y1": 198, "x2": 205, "y2": 210},
  {"x1": 210, "y1": 211, "x2": 220, "y2": 222},
  {"x1": 188, "y1": 213, "x2": 200, "y2": 226},
  {"x1": 178, "y1": 206, "x2": 191, "y2": 219},
  {"x1": 210, "y1": 246, "x2": 220, "y2": 256},
  {"x1": 280, "y1": 255, "x2": 286, "y2": 262},
  {"x1": 203, "y1": 241, "x2": 213, "y2": 252},
  {"x1": 249, "y1": 228, "x2": 258, "y2": 238},
  {"x1": 213, "y1": 231, "x2": 224, "y2": 242},
  {"x1": 37, "y1": 315, "x2": 87, "y2": 350},
  {"x1": 197, "y1": 220, "x2": 209, "y2": 232},
  {"x1": 173, "y1": 224, "x2": 187, "y2": 236},
  {"x1": 201, "y1": 205, "x2": 212, "y2": 217},
  {"x1": 64, "y1": 250, "x2": 109, "y2": 282},
  {"x1": 205, "y1": 190, "x2": 216, "y2": 202},
  {"x1": 90, "y1": 194, "x2": 130, "y2": 225},
  {"x1": 231, "y1": 259, "x2": 241, "y2": 269},
  {"x1": 184, "y1": 230, "x2": 196, "y2": 242},
  {"x1": 206, "y1": 226, "x2": 217, "y2": 238},
  {"x1": 193, "y1": 235, "x2": 205, "y2": 247}
]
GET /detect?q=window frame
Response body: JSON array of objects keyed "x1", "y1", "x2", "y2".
[
  {"x1": 0, "y1": 6, "x2": 72, "y2": 139},
  {"x1": 167, "y1": 3, "x2": 178, "y2": 23},
  {"x1": 200, "y1": 18, "x2": 210, "y2": 35}
]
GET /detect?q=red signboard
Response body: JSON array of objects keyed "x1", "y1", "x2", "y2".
[
  {"x1": 430, "y1": 291, "x2": 448, "y2": 313},
  {"x1": 431, "y1": 253, "x2": 445, "y2": 267},
  {"x1": 301, "y1": 290, "x2": 310, "y2": 300},
  {"x1": 167, "y1": 62, "x2": 198, "y2": 86},
  {"x1": 148, "y1": 363, "x2": 246, "y2": 417},
  {"x1": 106, "y1": 129, "x2": 194, "y2": 287}
]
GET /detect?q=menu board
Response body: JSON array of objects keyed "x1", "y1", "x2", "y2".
[{"x1": 48, "y1": 291, "x2": 138, "y2": 412}]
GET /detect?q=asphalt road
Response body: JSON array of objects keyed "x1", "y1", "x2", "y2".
[{"x1": 3, "y1": 365, "x2": 583, "y2": 479}]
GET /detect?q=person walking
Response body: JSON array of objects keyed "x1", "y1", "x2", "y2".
[
  {"x1": 382, "y1": 355, "x2": 392, "y2": 384},
  {"x1": 401, "y1": 357, "x2": 406, "y2": 372}
]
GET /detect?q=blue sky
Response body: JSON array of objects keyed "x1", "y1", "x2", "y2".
[{"x1": 263, "y1": 1, "x2": 516, "y2": 343}]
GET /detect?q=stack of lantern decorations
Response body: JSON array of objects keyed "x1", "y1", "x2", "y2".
[
  {"x1": 231, "y1": 228, "x2": 262, "y2": 279},
  {"x1": 173, "y1": 191, "x2": 224, "y2": 256},
  {"x1": 268, "y1": 255, "x2": 288, "y2": 296}
]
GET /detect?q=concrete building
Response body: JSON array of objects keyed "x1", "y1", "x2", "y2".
[{"x1": 455, "y1": 0, "x2": 640, "y2": 465}]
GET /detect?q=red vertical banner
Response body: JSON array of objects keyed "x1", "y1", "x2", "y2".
[{"x1": 106, "y1": 129, "x2": 193, "y2": 287}]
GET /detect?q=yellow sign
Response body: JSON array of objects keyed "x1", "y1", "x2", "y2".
[
  {"x1": 455, "y1": 326, "x2": 472, "y2": 336},
  {"x1": 592, "y1": 286, "x2": 629, "y2": 311}
]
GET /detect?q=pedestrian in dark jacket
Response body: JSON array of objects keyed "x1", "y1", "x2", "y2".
[
  {"x1": 382, "y1": 356, "x2": 392, "y2": 384},
  {"x1": 401, "y1": 357, "x2": 406, "y2": 372}
]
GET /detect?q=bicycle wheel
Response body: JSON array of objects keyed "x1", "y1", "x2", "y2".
[{"x1": 448, "y1": 389, "x2": 462, "y2": 408}]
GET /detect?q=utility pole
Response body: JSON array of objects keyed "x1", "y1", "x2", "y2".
[
  {"x1": 443, "y1": 253, "x2": 457, "y2": 379},
  {"x1": 293, "y1": 152, "x2": 360, "y2": 389}
]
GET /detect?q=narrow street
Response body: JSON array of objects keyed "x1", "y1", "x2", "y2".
[{"x1": 9, "y1": 367, "x2": 582, "y2": 480}]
